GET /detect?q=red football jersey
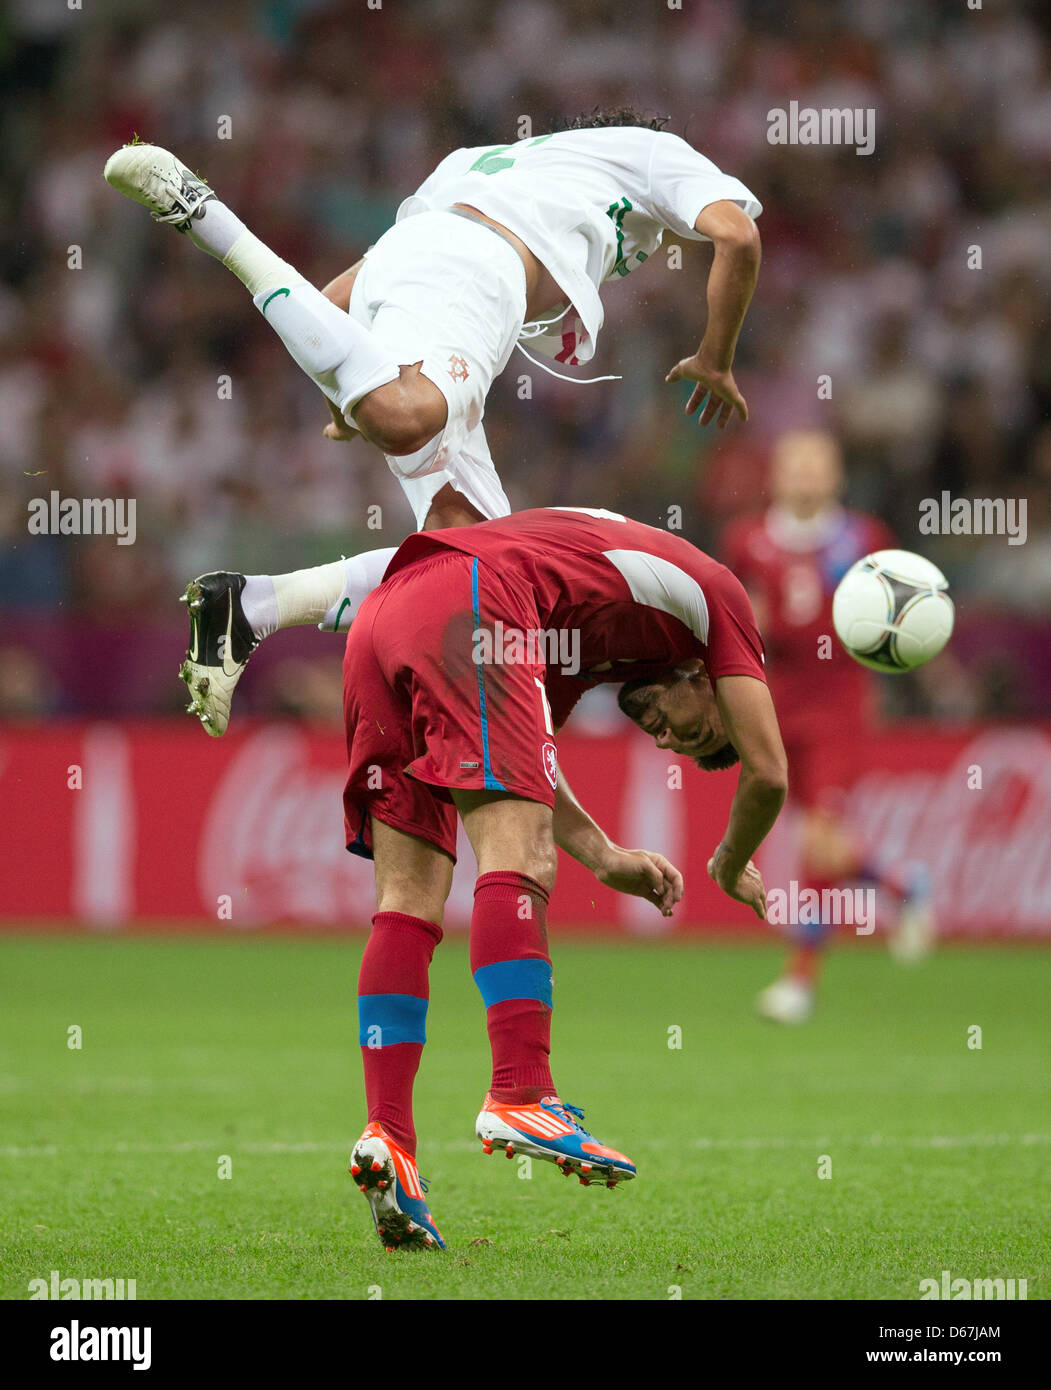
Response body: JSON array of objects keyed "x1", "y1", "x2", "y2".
[
  {"x1": 387, "y1": 506, "x2": 767, "y2": 728},
  {"x1": 721, "y1": 505, "x2": 895, "y2": 740}
]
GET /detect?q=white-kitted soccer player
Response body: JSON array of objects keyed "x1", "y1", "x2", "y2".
[{"x1": 104, "y1": 110, "x2": 762, "y2": 735}]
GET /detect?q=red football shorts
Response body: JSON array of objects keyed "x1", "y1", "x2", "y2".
[{"x1": 342, "y1": 549, "x2": 561, "y2": 861}]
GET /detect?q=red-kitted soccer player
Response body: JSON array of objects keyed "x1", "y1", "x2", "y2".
[
  {"x1": 339, "y1": 505, "x2": 786, "y2": 1249},
  {"x1": 722, "y1": 430, "x2": 935, "y2": 1024}
]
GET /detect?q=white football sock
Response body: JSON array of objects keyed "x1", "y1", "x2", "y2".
[
  {"x1": 251, "y1": 282, "x2": 401, "y2": 414},
  {"x1": 239, "y1": 574, "x2": 280, "y2": 639},
  {"x1": 319, "y1": 548, "x2": 398, "y2": 632},
  {"x1": 187, "y1": 205, "x2": 301, "y2": 297},
  {"x1": 186, "y1": 201, "x2": 249, "y2": 262},
  {"x1": 191, "y1": 207, "x2": 401, "y2": 413},
  {"x1": 225, "y1": 229, "x2": 303, "y2": 297},
  {"x1": 241, "y1": 561, "x2": 344, "y2": 639},
  {"x1": 240, "y1": 551, "x2": 398, "y2": 640}
]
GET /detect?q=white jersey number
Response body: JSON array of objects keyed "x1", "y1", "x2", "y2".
[
  {"x1": 549, "y1": 507, "x2": 627, "y2": 523},
  {"x1": 533, "y1": 677, "x2": 554, "y2": 737}
]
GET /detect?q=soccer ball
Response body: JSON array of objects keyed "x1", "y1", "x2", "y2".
[{"x1": 832, "y1": 549, "x2": 954, "y2": 673}]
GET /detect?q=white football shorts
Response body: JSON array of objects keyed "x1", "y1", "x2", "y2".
[{"x1": 347, "y1": 208, "x2": 526, "y2": 528}]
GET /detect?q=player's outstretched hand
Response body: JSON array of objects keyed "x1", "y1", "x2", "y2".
[
  {"x1": 707, "y1": 852, "x2": 767, "y2": 920},
  {"x1": 665, "y1": 354, "x2": 748, "y2": 428},
  {"x1": 597, "y1": 847, "x2": 684, "y2": 917},
  {"x1": 322, "y1": 398, "x2": 357, "y2": 441}
]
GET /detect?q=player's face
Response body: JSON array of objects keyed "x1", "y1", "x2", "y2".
[
  {"x1": 635, "y1": 675, "x2": 728, "y2": 759},
  {"x1": 771, "y1": 431, "x2": 843, "y2": 515}
]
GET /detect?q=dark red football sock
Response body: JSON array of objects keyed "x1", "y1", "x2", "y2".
[
  {"x1": 786, "y1": 942, "x2": 822, "y2": 985},
  {"x1": 470, "y1": 871, "x2": 554, "y2": 1104},
  {"x1": 357, "y1": 911, "x2": 443, "y2": 1156}
]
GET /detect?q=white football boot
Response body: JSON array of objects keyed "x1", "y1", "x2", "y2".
[
  {"x1": 179, "y1": 573, "x2": 259, "y2": 737},
  {"x1": 103, "y1": 140, "x2": 215, "y2": 231},
  {"x1": 756, "y1": 977, "x2": 815, "y2": 1025}
]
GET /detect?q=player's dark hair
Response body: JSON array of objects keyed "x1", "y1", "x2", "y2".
[
  {"x1": 551, "y1": 106, "x2": 671, "y2": 133},
  {"x1": 617, "y1": 678, "x2": 740, "y2": 773},
  {"x1": 616, "y1": 678, "x2": 658, "y2": 720},
  {"x1": 694, "y1": 743, "x2": 740, "y2": 773}
]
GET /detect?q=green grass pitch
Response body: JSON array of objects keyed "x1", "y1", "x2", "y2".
[{"x1": 1, "y1": 935, "x2": 1047, "y2": 1300}]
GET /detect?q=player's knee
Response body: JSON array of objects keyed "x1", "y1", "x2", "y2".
[
  {"x1": 375, "y1": 419, "x2": 437, "y2": 459},
  {"x1": 531, "y1": 854, "x2": 557, "y2": 896},
  {"x1": 482, "y1": 839, "x2": 556, "y2": 894},
  {"x1": 375, "y1": 883, "x2": 446, "y2": 926},
  {"x1": 523, "y1": 833, "x2": 558, "y2": 895},
  {"x1": 354, "y1": 392, "x2": 445, "y2": 458}
]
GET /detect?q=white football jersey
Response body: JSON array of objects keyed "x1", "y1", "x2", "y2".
[{"x1": 395, "y1": 126, "x2": 761, "y2": 367}]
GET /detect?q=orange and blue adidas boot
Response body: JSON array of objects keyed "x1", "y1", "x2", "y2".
[
  {"x1": 475, "y1": 1093, "x2": 636, "y2": 1187},
  {"x1": 349, "y1": 1122, "x2": 445, "y2": 1252}
]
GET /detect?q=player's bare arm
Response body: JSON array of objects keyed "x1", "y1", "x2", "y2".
[
  {"x1": 709, "y1": 674, "x2": 788, "y2": 918},
  {"x1": 552, "y1": 770, "x2": 683, "y2": 917},
  {"x1": 666, "y1": 200, "x2": 761, "y2": 428}
]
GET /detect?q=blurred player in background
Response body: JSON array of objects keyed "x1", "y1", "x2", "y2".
[
  {"x1": 721, "y1": 430, "x2": 936, "y2": 1023},
  {"x1": 103, "y1": 112, "x2": 762, "y2": 735}
]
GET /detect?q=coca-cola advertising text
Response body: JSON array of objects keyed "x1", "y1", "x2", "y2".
[{"x1": 2, "y1": 720, "x2": 1048, "y2": 936}]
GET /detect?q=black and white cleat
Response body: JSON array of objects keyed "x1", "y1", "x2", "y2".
[
  {"x1": 179, "y1": 572, "x2": 258, "y2": 737},
  {"x1": 103, "y1": 140, "x2": 215, "y2": 231}
]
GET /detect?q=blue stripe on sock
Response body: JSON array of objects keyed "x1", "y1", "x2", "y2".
[
  {"x1": 471, "y1": 557, "x2": 506, "y2": 792},
  {"x1": 796, "y1": 919, "x2": 832, "y2": 944},
  {"x1": 358, "y1": 993, "x2": 428, "y2": 1047},
  {"x1": 473, "y1": 958, "x2": 553, "y2": 1010}
]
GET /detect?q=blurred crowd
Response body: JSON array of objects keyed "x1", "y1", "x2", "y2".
[{"x1": 1, "y1": 0, "x2": 1049, "y2": 719}]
